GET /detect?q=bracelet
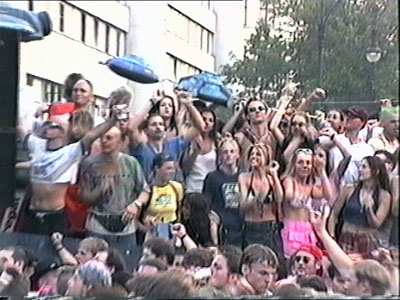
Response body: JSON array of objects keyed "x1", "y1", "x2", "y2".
[
  {"x1": 181, "y1": 234, "x2": 187, "y2": 240},
  {"x1": 56, "y1": 246, "x2": 64, "y2": 252},
  {"x1": 330, "y1": 134, "x2": 336, "y2": 141}
]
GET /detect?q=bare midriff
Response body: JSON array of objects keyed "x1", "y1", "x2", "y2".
[
  {"x1": 245, "y1": 203, "x2": 277, "y2": 223},
  {"x1": 31, "y1": 182, "x2": 69, "y2": 211}
]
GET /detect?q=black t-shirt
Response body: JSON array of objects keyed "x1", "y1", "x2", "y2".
[{"x1": 203, "y1": 169, "x2": 243, "y2": 230}]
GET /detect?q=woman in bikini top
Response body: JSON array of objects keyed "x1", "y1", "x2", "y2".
[
  {"x1": 282, "y1": 148, "x2": 333, "y2": 222},
  {"x1": 239, "y1": 143, "x2": 283, "y2": 223}
]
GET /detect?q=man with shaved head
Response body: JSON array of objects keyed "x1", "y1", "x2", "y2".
[{"x1": 79, "y1": 126, "x2": 146, "y2": 246}]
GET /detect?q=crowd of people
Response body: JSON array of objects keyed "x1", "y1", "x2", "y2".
[{"x1": 0, "y1": 73, "x2": 398, "y2": 297}]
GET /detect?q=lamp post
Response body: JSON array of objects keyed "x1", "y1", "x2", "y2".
[{"x1": 365, "y1": 2, "x2": 383, "y2": 103}]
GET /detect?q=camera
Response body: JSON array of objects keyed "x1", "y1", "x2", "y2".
[
  {"x1": 155, "y1": 224, "x2": 172, "y2": 239},
  {"x1": 0, "y1": 3, "x2": 52, "y2": 42}
]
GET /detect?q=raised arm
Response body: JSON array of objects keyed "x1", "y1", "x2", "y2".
[
  {"x1": 128, "y1": 90, "x2": 164, "y2": 149},
  {"x1": 80, "y1": 112, "x2": 118, "y2": 152},
  {"x1": 282, "y1": 136, "x2": 302, "y2": 164},
  {"x1": 268, "y1": 161, "x2": 284, "y2": 220},
  {"x1": 177, "y1": 91, "x2": 206, "y2": 141},
  {"x1": 311, "y1": 205, "x2": 354, "y2": 274},
  {"x1": 51, "y1": 232, "x2": 79, "y2": 265},
  {"x1": 222, "y1": 101, "x2": 246, "y2": 134},
  {"x1": 327, "y1": 187, "x2": 352, "y2": 236}
]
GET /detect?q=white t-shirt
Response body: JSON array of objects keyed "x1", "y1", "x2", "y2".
[
  {"x1": 329, "y1": 134, "x2": 374, "y2": 187},
  {"x1": 28, "y1": 135, "x2": 84, "y2": 184}
]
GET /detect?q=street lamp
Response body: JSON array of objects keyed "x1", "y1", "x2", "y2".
[
  {"x1": 365, "y1": 1, "x2": 383, "y2": 103},
  {"x1": 365, "y1": 44, "x2": 383, "y2": 63}
]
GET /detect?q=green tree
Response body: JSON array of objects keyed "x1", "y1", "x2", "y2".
[{"x1": 222, "y1": 0, "x2": 398, "y2": 112}]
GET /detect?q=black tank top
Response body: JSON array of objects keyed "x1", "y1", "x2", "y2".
[{"x1": 342, "y1": 185, "x2": 379, "y2": 228}]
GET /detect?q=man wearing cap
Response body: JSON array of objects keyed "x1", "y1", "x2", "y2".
[
  {"x1": 328, "y1": 106, "x2": 374, "y2": 187},
  {"x1": 276, "y1": 245, "x2": 324, "y2": 287}
]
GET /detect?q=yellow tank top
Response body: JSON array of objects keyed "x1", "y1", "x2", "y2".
[{"x1": 143, "y1": 181, "x2": 184, "y2": 224}]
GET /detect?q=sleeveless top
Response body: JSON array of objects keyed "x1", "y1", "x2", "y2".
[
  {"x1": 342, "y1": 185, "x2": 379, "y2": 228},
  {"x1": 185, "y1": 149, "x2": 217, "y2": 193}
]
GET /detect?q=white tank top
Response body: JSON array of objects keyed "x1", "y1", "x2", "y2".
[{"x1": 185, "y1": 150, "x2": 217, "y2": 193}]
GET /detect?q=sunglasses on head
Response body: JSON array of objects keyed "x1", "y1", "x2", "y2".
[
  {"x1": 248, "y1": 106, "x2": 266, "y2": 113},
  {"x1": 294, "y1": 256, "x2": 311, "y2": 264},
  {"x1": 295, "y1": 148, "x2": 313, "y2": 155}
]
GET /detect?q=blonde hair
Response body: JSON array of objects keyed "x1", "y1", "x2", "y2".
[
  {"x1": 246, "y1": 143, "x2": 272, "y2": 171},
  {"x1": 354, "y1": 259, "x2": 391, "y2": 296},
  {"x1": 281, "y1": 148, "x2": 315, "y2": 184}
]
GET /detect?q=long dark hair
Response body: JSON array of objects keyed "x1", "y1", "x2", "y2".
[
  {"x1": 361, "y1": 156, "x2": 390, "y2": 192},
  {"x1": 149, "y1": 96, "x2": 178, "y2": 135},
  {"x1": 199, "y1": 108, "x2": 217, "y2": 140},
  {"x1": 182, "y1": 193, "x2": 213, "y2": 247}
]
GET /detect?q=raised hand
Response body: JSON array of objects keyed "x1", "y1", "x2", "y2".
[
  {"x1": 51, "y1": 232, "x2": 64, "y2": 248},
  {"x1": 268, "y1": 160, "x2": 280, "y2": 176},
  {"x1": 310, "y1": 202, "x2": 330, "y2": 236},
  {"x1": 319, "y1": 127, "x2": 337, "y2": 139},
  {"x1": 175, "y1": 90, "x2": 193, "y2": 106},
  {"x1": 171, "y1": 223, "x2": 187, "y2": 239},
  {"x1": 150, "y1": 89, "x2": 165, "y2": 106},
  {"x1": 281, "y1": 82, "x2": 300, "y2": 98}
]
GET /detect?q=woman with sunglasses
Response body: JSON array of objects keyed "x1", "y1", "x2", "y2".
[
  {"x1": 235, "y1": 98, "x2": 277, "y2": 170},
  {"x1": 239, "y1": 143, "x2": 284, "y2": 257},
  {"x1": 281, "y1": 147, "x2": 333, "y2": 258},
  {"x1": 329, "y1": 156, "x2": 391, "y2": 256},
  {"x1": 281, "y1": 112, "x2": 319, "y2": 165}
]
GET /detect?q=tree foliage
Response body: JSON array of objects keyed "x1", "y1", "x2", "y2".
[{"x1": 222, "y1": 0, "x2": 398, "y2": 111}]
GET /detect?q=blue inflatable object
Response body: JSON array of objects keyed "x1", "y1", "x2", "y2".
[
  {"x1": 177, "y1": 73, "x2": 232, "y2": 107},
  {"x1": 0, "y1": 5, "x2": 52, "y2": 42},
  {"x1": 105, "y1": 55, "x2": 159, "y2": 84}
]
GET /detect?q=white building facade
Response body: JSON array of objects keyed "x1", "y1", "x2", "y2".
[{"x1": 9, "y1": 0, "x2": 268, "y2": 112}]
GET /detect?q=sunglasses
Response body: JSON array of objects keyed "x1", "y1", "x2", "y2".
[
  {"x1": 294, "y1": 256, "x2": 311, "y2": 264},
  {"x1": 295, "y1": 148, "x2": 313, "y2": 155},
  {"x1": 248, "y1": 106, "x2": 266, "y2": 113},
  {"x1": 291, "y1": 122, "x2": 306, "y2": 127}
]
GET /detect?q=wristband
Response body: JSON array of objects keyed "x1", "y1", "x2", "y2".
[
  {"x1": 181, "y1": 234, "x2": 187, "y2": 240},
  {"x1": 56, "y1": 246, "x2": 64, "y2": 252},
  {"x1": 330, "y1": 134, "x2": 336, "y2": 141}
]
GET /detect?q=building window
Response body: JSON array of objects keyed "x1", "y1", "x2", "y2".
[
  {"x1": 59, "y1": 3, "x2": 65, "y2": 32},
  {"x1": 167, "y1": 54, "x2": 201, "y2": 81},
  {"x1": 167, "y1": 5, "x2": 214, "y2": 55},
  {"x1": 27, "y1": 74, "x2": 63, "y2": 104},
  {"x1": 244, "y1": 0, "x2": 247, "y2": 27},
  {"x1": 81, "y1": 12, "x2": 86, "y2": 42},
  {"x1": 94, "y1": 18, "x2": 99, "y2": 46},
  {"x1": 207, "y1": 31, "x2": 213, "y2": 54},
  {"x1": 116, "y1": 31, "x2": 121, "y2": 56},
  {"x1": 105, "y1": 25, "x2": 110, "y2": 53}
]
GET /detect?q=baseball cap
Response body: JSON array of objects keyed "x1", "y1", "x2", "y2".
[
  {"x1": 343, "y1": 106, "x2": 368, "y2": 122},
  {"x1": 295, "y1": 245, "x2": 324, "y2": 262}
]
